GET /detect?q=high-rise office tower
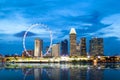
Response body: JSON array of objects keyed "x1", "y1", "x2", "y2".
[
  {"x1": 51, "y1": 43, "x2": 60, "y2": 57},
  {"x1": 61, "y1": 39, "x2": 68, "y2": 56},
  {"x1": 80, "y1": 37, "x2": 87, "y2": 56},
  {"x1": 34, "y1": 38, "x2": 43, "y2": 57},
  {"x1": 76, "y1": 43, "x2": 80, "y2": 56},
  {"x1": 70, "y1": 28, "x2": 77, "y2": 56},
  {"x1": 89, "y1": 38, "x2": 104, "y2": 56}
]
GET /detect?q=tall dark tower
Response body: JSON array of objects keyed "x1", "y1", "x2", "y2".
[
  {"x1": 89, "y1": 38, "x2": 104, "y2": 57},
  {"x1": 61, "y1": 39, "x2": 68, "y2": 56},
  {"x1": 70, "y1": 28, "x2": 77, "y2": 56},
  {"x1": 80, "y1": 37, "x2": 87, "y2": 56}
]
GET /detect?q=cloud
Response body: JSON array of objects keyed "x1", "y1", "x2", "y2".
[
  {"x1": 0, "y1": 33, "x2": 21, "y2": 41},
  {"x1": 0, "y1": 0, "x2": 119, "y2": 31},
  {"x1": 91, "y1": 0, "x2": 120, "y2": 15},
  {"x1": 13, "y1": 31, "x2": 37, "y2": 37},
  {"x1": 0, "y1": 12, "x2": 29, "y2": 34},
  {"x1": 90, "y1": 14, "x2": 120, "y2": 40}
]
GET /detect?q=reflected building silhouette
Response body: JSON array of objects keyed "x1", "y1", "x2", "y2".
[
  {"x1": 70, "y1": 68, "x2": 81, "y2": 80},
  {"x1": 21, "y1": 64, "x2": 104, "y2": 80},
  {"x1": 39, "y1": 68, "x2": 60, "y2": 80},
  {"x1": 60, "y1": 68, "x2": 70, "y2": 80},
  {"x1": 34, "y1": 69, "x2": 42, "y2": 80},
  {"x1": 49, "y1": 68, "x2": 60, "y2": 80},
  {"x1": 80, "y1": 67, "x2": 88, "y2": 80},
  {"x1": 22, "y1": 68, "x2": 34, "y2": 76},
  {"x1": 69, "y1": 66, "x2": 103, "y2": 80},
  {"x1": 89, "y1": 67, "x2": 103, "y2": 80}
]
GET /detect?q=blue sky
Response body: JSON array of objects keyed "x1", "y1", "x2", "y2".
[{"x1": 0, "y1": 0, "x2": 120, "y2": 56}]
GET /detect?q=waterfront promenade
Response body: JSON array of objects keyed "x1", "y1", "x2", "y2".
[{"x1": 2, "y1": 56, "x2": 120, "y2": 63}]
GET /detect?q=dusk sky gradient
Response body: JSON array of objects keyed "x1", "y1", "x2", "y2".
[{"x1": 0, "y1": 0, "x2": 120, "y2": 56}]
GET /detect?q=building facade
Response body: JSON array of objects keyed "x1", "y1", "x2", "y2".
[
  {"x1": 61, "y1": 39, "x2": 68, "y2": 56},
  {"x1": 51, "y1": 43, "x2": 60, "y2": 57},
  {"x1": 80, "y1": 37, "x2": 87, "y2": 56},
  {"x1": 34, "y1": 38, "x2": 43, "y2": 57},
  {"x1": 89, "y1": 38, "x2": 104, "y2": 56},
  {"x1": 22, "y1": 50, "x2": 34, "y2": 57},
  {"x1": 70, "y1": 28, "x2": 77, "y2": 56},
  {"x1": 76, "y1": 43, "x2": 80, "y2": 56}
]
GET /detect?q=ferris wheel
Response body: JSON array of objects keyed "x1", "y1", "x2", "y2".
[{"x1": 22, "y1": 23, "x2": 53, "y2": 57}]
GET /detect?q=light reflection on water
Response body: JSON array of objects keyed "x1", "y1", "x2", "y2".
[{"x1": 0, "y1": 63, "x2": 120, "y2": 80}]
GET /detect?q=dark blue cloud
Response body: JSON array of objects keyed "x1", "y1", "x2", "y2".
[
  {"x1": 1, "y1": 0, "x2": 120, "y2": 19},
  {"x1": 13, "y1": 31, "x2": 37, "y2": 37}
]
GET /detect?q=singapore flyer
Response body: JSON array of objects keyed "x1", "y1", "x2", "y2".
[{"x1": 22, "y1": 23, "x2": 53, "y2": 57}]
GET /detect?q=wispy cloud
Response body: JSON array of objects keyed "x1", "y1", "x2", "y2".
[
  {"x1": 0, "y1": 12, "x2": 29, "y2": 34},
  {"x1": 89, "y1": 14, "x2": 120, "y2": 40}
]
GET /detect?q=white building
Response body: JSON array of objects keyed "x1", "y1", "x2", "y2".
[
  {"x1": 51, "y1": 43, "x2": 60, "y2": 57},
  {"x1": 34, "y1": 38, "x2": 43, "y2": 57}
]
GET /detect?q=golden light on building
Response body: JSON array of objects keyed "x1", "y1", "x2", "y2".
[
  {"x1": 34, "y1": 38, "x2": 43, "y2": 57},
  {"x1": 70, "y1": 28, "x2": 77, "y2": 56}
]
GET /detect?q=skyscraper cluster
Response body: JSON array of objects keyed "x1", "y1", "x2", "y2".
[
  {"x1": 69, "y1": 28, "x2": 104, "y2": 57},
  {"x1": 22, "y1": 28, "x2": 104, "y2": 57},
  {"x1": 69, "y1": 28, "x2": 87, "y2": 57}
]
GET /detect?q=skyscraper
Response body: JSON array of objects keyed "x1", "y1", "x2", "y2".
[
  {"x1": 80, "y1": 37, "x2": 87, "y2": 56},
  {"x1": 70, "y1": 28, "x2": 77, "y2": 56},
  {"x1": 34, "y1": 38, "x2": 43, "y2": 57},
  {"x1": 51, "y1": 43, "x2": 60, "y2": 57},
  {"x1": 89, "y1": 38, "x2": 104, "y2": 56},
  {"x1": 76, "y1": 43, "x2": 80, "y2": 56},
  {"x1": 61, "y1": 39, "x2": 68, "y2": 56}
]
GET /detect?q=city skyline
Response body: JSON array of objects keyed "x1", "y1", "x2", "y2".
[
  {"x1": 0, "y1": 0, "x2": 120, "y2": 56},
  {"x1": 22, "y1": 28, "x2": 103, "y2": 57}
]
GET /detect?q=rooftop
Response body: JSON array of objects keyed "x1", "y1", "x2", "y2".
[{"x1": 70, "y1": 28, "x2": 76, "y2": 34}]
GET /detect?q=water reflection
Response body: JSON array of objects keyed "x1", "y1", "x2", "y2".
[{"x1": 0, "y1": 63, "x2": 120, "y2": 80}]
